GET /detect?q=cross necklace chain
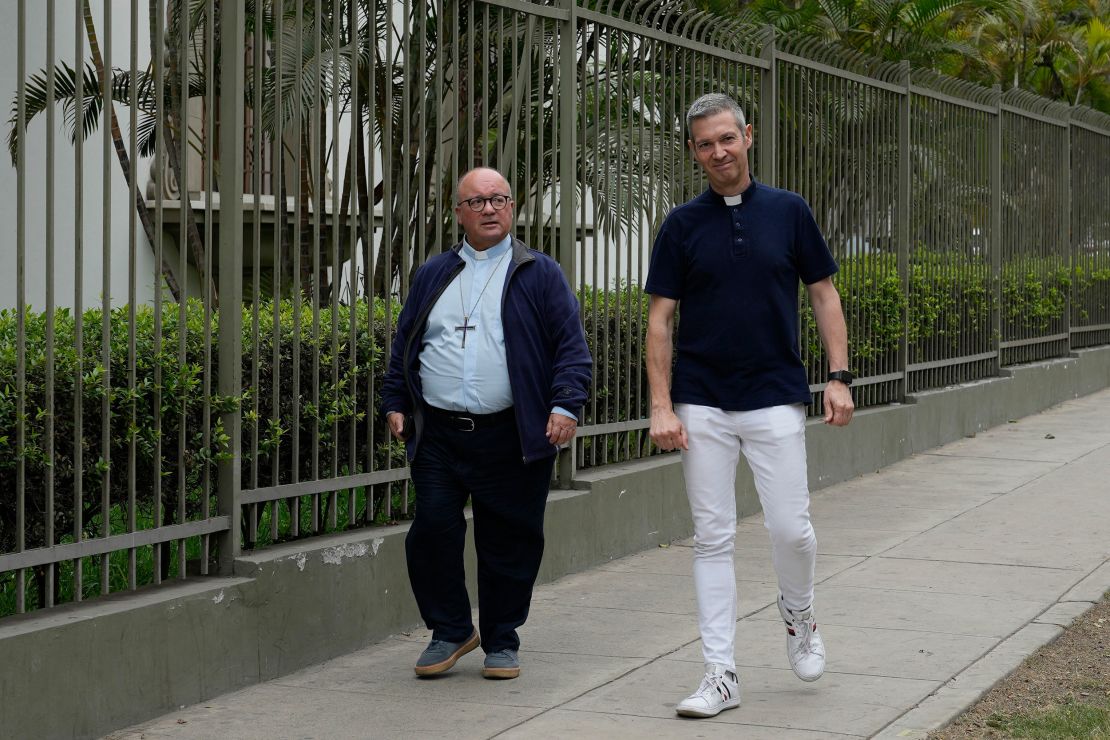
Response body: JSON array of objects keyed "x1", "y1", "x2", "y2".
[{"x1": 456, "y1": 251, "x2": 510, "y2": 348}]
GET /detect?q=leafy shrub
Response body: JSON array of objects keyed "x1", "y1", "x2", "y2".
[
  {"x1": 3, "y1": 250, "x2": 1107, "y2": 572},
  {"x1": 0, "y1": 298, "x2": 402, "y2": 563}
]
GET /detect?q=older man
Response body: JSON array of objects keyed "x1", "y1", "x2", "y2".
[
  {"x1": 382, "y1": 167, "x2": 592, "y2": 680},
  {"x1": 646, "y1": 94, "x2": 855, "y2": 717}
]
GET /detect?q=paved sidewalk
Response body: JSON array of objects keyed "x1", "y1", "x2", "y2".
[{"x1": 111, "y1": 389, "x2": 1110, "y2": 739}]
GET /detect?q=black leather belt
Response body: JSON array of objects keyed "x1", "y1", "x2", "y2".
[{"x1": 424, "y1": 405, "x2": 515, "y2": 432}]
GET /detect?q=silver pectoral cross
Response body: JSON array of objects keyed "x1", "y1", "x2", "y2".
[{"x1": 456, "y1": 315, "x2": 477, "y2": 348}]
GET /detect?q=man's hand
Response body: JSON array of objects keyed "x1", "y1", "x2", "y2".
[
  {"x1": 823, "y1": 382, "x2": 854, "y2": 426},
  {"x1": 546, "y1": 413, "x2": 577, "y2": 446},
  {"x1": 650, "y1": 407, "x2": 689, "y2": 451},
  {"x1": 386, "y1": 411, "x2": 409, "y2": 441}
]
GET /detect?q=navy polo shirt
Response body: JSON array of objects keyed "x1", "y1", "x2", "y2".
[{"x1": 645, "y1": 180, "x2": 837, "y2": 411}]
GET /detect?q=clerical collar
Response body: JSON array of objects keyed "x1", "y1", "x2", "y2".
[
  {"x1": 462, "y1": 235, "x2": 512, "y2": 261},
  {"x1": 708, "y1": 178, "x2": 758, "y2": 206}
]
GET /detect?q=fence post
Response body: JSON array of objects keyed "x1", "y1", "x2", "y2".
[
  {"x1": 897, "y1": 61, "x2": 911, "y2": 399},
  {"x1": 758, "y1": 25, "x2": 776, "y2": 187},
  {"x1": 989, "y1": 84, "x2": 1002, "y2": 375},
  {"x1": 1063, "y1": 113, "x2": 1073, "y2": 353},
  {"x1": 557, "y1": 0, "x2": 578, "y2": 489},
  {"x1": 217, "y1": 0, "x2": 245, "y2": 573}
]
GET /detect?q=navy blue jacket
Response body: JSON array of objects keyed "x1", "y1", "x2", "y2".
[{"x1": 381, "y1": 238, "x2": 592, "y2": 463}]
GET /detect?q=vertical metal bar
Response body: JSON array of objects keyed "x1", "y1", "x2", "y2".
[
  {"x1": 201, "y1": 0, "x2": 216, "y2": 574},
  {"x1": 154, "y1": 0, "x2": 168, "y2": 570},
  {"x1": 100, "y1": 0, "x2": 113, "y2": 596},
  {"x1": 897, "y1": 62, "x2": 911, "y2": 400},
  {"x1": 249, "y1": 0, "x2": 264, "y2": 545},
  {"x1": 347, "y1": 0, "x2": 360, "y2": 526},
  {"x1": 44, "y1": 0, "x2": 57, "y2": 606},
  {"x1": 367, "y1": 0, "x2": 379, "y2": 523},
  {"x1": 381, "y1": 0, "x2": 393, "y2": 520},
  {"x1": 273, "y1": 0, "x2": 285, "y2": 542},
  {"x1": 465, "y1": 0, "x2": 473, "y2": 174},
  {"x1": 217, "y1": 0, "x2": 246, "y2": 572},
  {"x1": 600, "y1": 25, "x2": 611, "y2": 463},
  {"x1": 989, "y1": 86, "x2": 1002, "y2": 375},
  {"x1": 449, "y1": 0, "x2": 458, "y2": 248},
  {"x1": 415, "y1": 0, "x2": 427, "y2": 271},
  {"x1": 330, "y1": 0, "x2": 340, "y2": 531},
  {"x1": 15, "y1": 0, "x2": 26, "y2": 613},
  {"x1": 522, "y1": 14, "x2": 532, "y2": 248},
  {"x1": 759, "y1": 26, "x2": 776, "y2": 187},
  {"x1": 579, "y1": 14, "x2": 590, "y2": 463},
  {"x1": 178, "y1": 0, "x2": 191, "y2": 579},
  {"x1": 292, "y1": 0, "x2": 304, "y2": 535},
  {"x1": 1062, "y1": 122, "x2": 1072, "y2": 353},
  {"x1": 73, "y1": 0, "x2": 85, "y2": 602},
  {"x1": 502, "y1": 13, "x2": 515, "y2": 183},
  {"x1": 635, "y1": 30, "x2": 648, "y2": 454},
  {"x1": 311, "y1": 0, "x2": 322, "y2": 533},
  {"x1": 400, "y1": 0, "x2": 411, "y2": 303},
  {"x1": 127, "y1": 0, "x2": 139, "y2": 591},
  {"x1": 588, "y1": 18, "x2": 600, "y2": 465},
  {"x1": 557, "y1": 0, "x2": 577, "y2": 487}
]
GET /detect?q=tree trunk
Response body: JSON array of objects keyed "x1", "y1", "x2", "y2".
[
  {"x1": 156, "y1": 0, "x2": 217, "y2": 304},
  {"x1": 83, "y1": 0, "x2": 182, "y2": 302},
  {"x1": 357, "y1": 109, "x2": 374, "y2": 300}
]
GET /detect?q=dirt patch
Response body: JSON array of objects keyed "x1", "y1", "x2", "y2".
[{"x1": 930, "y1": 592, "x2": 1110, "y2": 739}]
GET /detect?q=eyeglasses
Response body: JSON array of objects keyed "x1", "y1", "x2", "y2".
[{"x1": 457, "y1": 194, "x2": 512, "y2": 212}]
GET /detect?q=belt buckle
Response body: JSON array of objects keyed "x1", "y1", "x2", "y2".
[{"x1": 457, "y1": 416, "x2": 476, "y2": 432}]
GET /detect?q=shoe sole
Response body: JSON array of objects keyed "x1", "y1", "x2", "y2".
[
  {"x1": 481, "y1": 665, "x2": 520, "y2": 680},
  {"x1": 675, "y1": 700, "x2": 740, "y2": 718},
  {"x1": 792, "y1": 668, "x2": 823, "y2": 683},
  {"x1": 414, "y1": 631, "x2": 480, "y2": 676}
]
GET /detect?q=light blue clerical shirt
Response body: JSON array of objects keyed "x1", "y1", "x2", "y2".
[{"x1": 419, "y1": 235, "x2": 576, "y2": 420}]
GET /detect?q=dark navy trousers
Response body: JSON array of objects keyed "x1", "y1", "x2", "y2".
[{"x1": 406, "y1": 410, "x2": 554, "y2": 653}]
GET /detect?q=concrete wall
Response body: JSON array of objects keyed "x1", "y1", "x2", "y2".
[{"x1": 3, "y1": 345, "x2": 1109, "y2": 739}]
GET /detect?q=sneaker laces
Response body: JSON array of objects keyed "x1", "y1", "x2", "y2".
[
  {"x1": 787, "y1": 614, "x2": 823, "y2": 659},
  {"x1": 691, "y1": 668, "x2": 736, "y2": 704}
]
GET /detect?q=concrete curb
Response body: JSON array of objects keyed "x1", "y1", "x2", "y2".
[{"x1": 875, "y1": 565, "x2": 1109, "y2": 739}]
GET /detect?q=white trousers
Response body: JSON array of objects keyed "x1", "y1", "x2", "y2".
[{"x1": 675, "y1": 403, "x2": 816, "y2": 671}]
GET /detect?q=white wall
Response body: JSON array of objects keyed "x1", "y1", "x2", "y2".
[
  {"x1": 0, "y1": 0, "x2": 657, "y2": 313},
  {"x1": 0, "y1": 0, "x2": 157, "y2": 311}
]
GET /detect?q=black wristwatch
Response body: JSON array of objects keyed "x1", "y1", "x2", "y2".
[{"x1": 827, "y1": 370, "x2": 854, "y2": 387}]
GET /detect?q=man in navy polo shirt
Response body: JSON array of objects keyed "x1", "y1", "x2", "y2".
[{"x1": 646, "y1": 93, "x2": 854, "y2": 718}]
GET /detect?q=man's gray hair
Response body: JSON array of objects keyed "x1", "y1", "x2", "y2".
[{"x1": 686, "y1": 93, "x2": 747, "y2": 136}]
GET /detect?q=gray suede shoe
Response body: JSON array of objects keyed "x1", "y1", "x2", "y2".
[
  {"x1": 481, "y1": 648, "x2": 520, "y2": 679},
  {"x1": 414, "y1": 630, "x2": 480, "y2": 677}
]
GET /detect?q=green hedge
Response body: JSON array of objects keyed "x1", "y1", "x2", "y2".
[
  {"x1": 802, "y1": 251, "x2": 1106, "y2": 367},
  {"x1": 3, "y1": 253, "x2": 1108, "y2": 563},
  {"x1": 0, "y1": 299, "x2": 403, "y2": 560}
]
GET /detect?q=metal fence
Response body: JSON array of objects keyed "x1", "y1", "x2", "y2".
[{"x1": 2, "y1": 0, "x2": 1109, "y2": 618}]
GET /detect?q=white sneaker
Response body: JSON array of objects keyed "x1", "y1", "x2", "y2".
[
  {"x1": 778, "y1": 595, "x2": 826, "y2": 682},
  {"x1": 675, "y1": 663, "x2": 741, "y2": 718}
]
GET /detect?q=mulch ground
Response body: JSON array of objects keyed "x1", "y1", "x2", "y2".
[{"x1": 930, "y1": 591, "x2": 1110, "y2": 739}]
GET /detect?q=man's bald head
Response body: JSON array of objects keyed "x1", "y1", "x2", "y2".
[
  {"x1": 454, "y1": 167, "x2": 515, "y2": 250},
  {"x1": 456, "y1": 167, "x2": 513, "y2": 199}
]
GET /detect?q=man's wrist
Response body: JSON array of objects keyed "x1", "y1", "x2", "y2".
[{"x1": 826, "y1": 369, "x2": 853, "y2": 387}]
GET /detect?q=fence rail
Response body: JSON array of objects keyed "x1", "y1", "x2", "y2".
[{"x1": 2, "y1": 0, "x2": 1109, "y2": 619}]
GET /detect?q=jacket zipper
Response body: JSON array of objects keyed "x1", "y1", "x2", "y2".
[
  {"x1": 401, "y1": 261, "x2": 465, "y2": 415},
  {"x1": 501, "y1": 258, "x2": 528, "y2": 463}
]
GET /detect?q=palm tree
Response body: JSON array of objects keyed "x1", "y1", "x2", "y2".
[{"x1": 1060, "y1": 17, "x2": 1110, "y2": 104}]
